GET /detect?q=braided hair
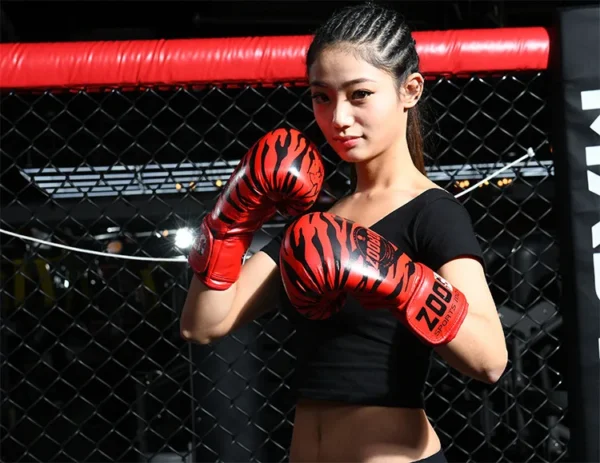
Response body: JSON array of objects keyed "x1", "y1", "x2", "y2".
[{"x1": 306, "y1": 2, "x2": 426, "y2": 176}]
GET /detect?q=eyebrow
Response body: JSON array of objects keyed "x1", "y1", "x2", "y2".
[{"x1": 309, "y1": 78, "x2": 376, "y2": 88}]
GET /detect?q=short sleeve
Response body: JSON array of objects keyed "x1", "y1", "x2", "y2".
[
  {"x1": 413, "y1": 196, "x2": 484, "y2": 271},
  {"x1": 259, "y1": 227, "x2": 285, "y2": 265}
]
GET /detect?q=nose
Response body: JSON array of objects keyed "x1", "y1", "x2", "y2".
[{"x1": 332, "y1": 102, "x2": 353, "y2": 131}]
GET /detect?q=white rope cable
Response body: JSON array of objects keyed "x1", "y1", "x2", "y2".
[
  {"x1": 0, "y1": 229, "x2": 187, "y2": 262},
  {"x1": 454, "y1": 148, "x2": 536, "y2": 198},
  {"x1": 0, "y1": 147, "x2": 536, "y2": 263}
]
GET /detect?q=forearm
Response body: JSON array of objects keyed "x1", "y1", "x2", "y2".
[
  {"x1": 434, "y1": 310, "x2": 508, "y2": 384},
  {"x1": 180, "y1": 276, "x2": 238, "y2": 344},
  {"x1": 181, "y1": 251, "x2": 281, "y2": 344}
]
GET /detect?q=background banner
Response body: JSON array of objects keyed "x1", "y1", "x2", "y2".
[{"x1": 552, "y1": 5, "x2": 600, "y2": 462}]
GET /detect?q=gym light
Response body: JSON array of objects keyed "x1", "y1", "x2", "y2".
[{"x1": 175, "y1": 228, "x2": 194, "y2": 249}]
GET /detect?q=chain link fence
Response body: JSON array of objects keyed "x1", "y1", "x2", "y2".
[{"x1": 1, "y1": 71, "x2": 565, "y2": 463}]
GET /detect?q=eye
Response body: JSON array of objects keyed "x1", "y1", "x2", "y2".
[
  {"x1": 352, "y1": 90, "x2": 373, "y2": 100},
  {"x1": 311, "y1": 93, "x2": 329, "y2": 104}
]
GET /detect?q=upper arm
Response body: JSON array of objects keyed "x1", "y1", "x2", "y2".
[
  {"x1": 414, "y1": 194, "x2": 485, "y2": 272},
  {"x1": 434, "y1": 257, "x2": 507, "y2": 382},
  {"x1": 411, "y1": 195, "x2": 506, "y2": 380},
  {"x1": 415, "y1": 193, "x2": 500, "y2": 325},
  {"x1": 437, "y1": 257, "x2": 498, "y2": 321}
]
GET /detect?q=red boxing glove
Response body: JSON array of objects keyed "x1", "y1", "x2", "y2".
[
  {"x1": 279, "y1": 212, "x2": 469, "y2": 346},
  {"x1": 189, "y1": 128, "x2": 324, "y2": 290}
]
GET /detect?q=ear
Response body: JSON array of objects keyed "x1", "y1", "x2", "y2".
[{"x1": 401, "y1": 72, "x2": 424, "y2": 109}]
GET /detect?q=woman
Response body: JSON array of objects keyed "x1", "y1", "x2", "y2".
[{"x1": 181, "y1": 3, "x2": 507, "y2": 462}]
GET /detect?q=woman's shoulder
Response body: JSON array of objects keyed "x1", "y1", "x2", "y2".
[
  {"x1": 409, "y1": 183, "x2": 476, "y2": 239},
  {"x1": 414, "y1": 183, "x2": 462, "y2": 207},
  {"x1": 397, "y1": 185, "x2": 455, "y2": 217}
]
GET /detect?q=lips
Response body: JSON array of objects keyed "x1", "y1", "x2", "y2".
[
  {"x1": 333, "y1": 136, "x2": 361, "y2": 149},
  {"x1": 333, "y1": 136, "x2": 361, "y2": 142}
]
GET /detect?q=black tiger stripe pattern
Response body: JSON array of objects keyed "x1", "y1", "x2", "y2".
[
  {"x1": 189, "y1": 128, "x2": 325, "y2": 290},
  {"x1": 212, "y1": 128, "x2": 325, "y2": 235},
  {"x1": 279, "y1": 212, "x2": 416, "y2": 320}
]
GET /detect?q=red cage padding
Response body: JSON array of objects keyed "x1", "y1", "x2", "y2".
[{"x1": 0, "y1": 27, "x2": 549, "y2": 90}]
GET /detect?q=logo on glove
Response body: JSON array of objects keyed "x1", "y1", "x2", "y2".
[
  {"x1": 354, "y1": 226, "x2": 397, "y2": 271},
  {"x1": 193, "y1": 232, "x2": 207, "y2": 255}
]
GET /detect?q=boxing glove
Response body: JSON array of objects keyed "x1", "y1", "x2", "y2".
[
  {"x1": 279, "y1": 212, "x2": 468, "y2": 346},
  {"x1": 189, "y1": 128, "x2": 324, "y2": 290}
]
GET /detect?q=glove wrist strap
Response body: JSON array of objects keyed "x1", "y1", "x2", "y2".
[
  {"x1": 401, "y1": 266, "x2": 469, "y2": 346},
  {"x1": 188, "y1": 220, "x2": 252, "y2": 291}
]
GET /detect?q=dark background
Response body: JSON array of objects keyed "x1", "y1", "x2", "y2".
[
  {"x1": 0, "y1": 2, "x2": 586, "y2": 462},
  {"x1": 1, "y1": 0, "x2": 598, "y2": 44}
]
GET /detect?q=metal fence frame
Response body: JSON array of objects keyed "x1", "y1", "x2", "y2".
[{"x1": 1, "y1": 71, "x2": 566, "y2": 463}]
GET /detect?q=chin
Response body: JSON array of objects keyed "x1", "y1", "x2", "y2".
[{"x1": 337, "y1": 148, "x2": 375, "y2": 164}]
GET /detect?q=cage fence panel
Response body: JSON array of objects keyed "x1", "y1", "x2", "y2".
[{"x1": 1, "y1": 72, "x2": 566, "y2": 463}]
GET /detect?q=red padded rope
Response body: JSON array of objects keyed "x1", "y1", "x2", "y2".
[{"x1": 0, "y1": 28, "x2": 549, "y2": 90}]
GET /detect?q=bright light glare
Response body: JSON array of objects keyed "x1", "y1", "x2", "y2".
[{"x1": 175, "y1": 228, "x2": 194, "y2": 249}]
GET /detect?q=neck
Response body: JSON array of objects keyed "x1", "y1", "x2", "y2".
[{"x1": 354, "y1": 138, "x2": 421, "y2": 193}]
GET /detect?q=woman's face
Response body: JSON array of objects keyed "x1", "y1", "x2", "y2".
[{"x1": 308, "y1": 47, "x2": 412, "y2": 164}]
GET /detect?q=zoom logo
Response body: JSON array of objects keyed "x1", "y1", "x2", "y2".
[
  {"x1": 415, "y1": 280, "x2": 453, "y2": 332},
  {"x1": 354, "y1": 226, "x2": 397, "y2": 271}
]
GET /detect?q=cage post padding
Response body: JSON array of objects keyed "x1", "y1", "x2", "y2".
[
  {"x1": 551, "y1": 6, "x2": 600, "y2": 462},
  {"x1": 0, "y1": 27, "x2": 549, "y2": 89}
]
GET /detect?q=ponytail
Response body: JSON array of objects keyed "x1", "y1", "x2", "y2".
[{"x1": 407, "y1": 106, "x2": 426, "y2": 175}]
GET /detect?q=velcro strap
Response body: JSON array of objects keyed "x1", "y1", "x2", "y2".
[{"x1": 403, "y1": 266, "x2": 469, "y2": 345}]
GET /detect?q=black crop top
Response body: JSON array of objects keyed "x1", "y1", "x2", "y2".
[{"x1": 260, "y1": 188, "x2": 484, "y2": 409}]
